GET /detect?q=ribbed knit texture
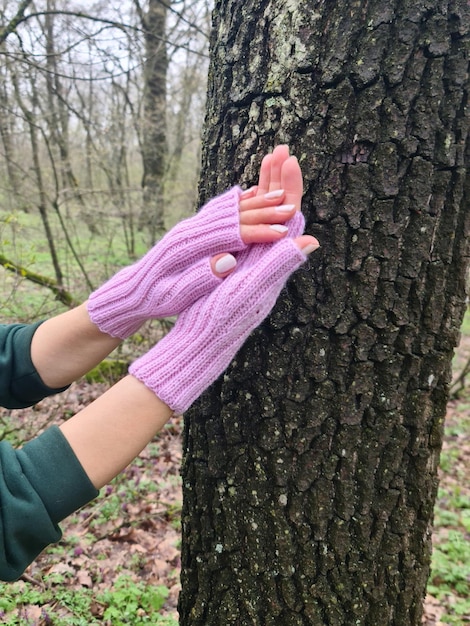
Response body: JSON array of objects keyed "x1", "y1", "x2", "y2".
[
  {"x1": 129, "y1": 212, "x2": 307, "y2": 414},
  {"x1": 87, "y1": 186, "x2": 245, "y2": 339}
]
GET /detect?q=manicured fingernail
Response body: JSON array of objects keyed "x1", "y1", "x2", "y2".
[
  {"x1": 275, "y1": 204, "x2": 296, "y2": 212},
  {"x1": 301, "y1": 242, "x2": 320, "y2": 255},
  {"x1": 270, "y1": 224, "x2": 289, "y2": 233},
  {"x1": 215, "y1": 254, "x2": 237, "y2": 274},
  {"x1": 240, "y1": 186, "x2": 256, "y2": 199},
  {"x1": 264, "y1": 189, "x2": 285, "y2": 199}
]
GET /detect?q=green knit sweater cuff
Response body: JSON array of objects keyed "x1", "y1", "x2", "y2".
[{"x1": 19, "y1": 426, "x2": 99, "y2": 524}]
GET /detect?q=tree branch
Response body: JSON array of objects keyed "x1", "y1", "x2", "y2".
[
  {"x1": 0, "y1": 253, "x2": 78, "y2": 308},
  {"x1": 0, "y1": 0, "x2": 34, "y2": 45},
  {"x1": 0, "y1": 10, "x2": 208, "y2": 59}
]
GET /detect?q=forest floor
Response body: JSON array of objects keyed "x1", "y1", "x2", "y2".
[
  {"x1": 422, "y1": 330, "x2": 470, "y2": 626},
  {"x1": 422, "y1": 390, "x2": 470, "y2": 625},
  {"x1": 0, "y1": 340, "x2": 469, "y2": 625}
]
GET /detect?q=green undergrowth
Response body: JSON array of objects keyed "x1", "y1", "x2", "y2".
[
  {"x1": 429, "y1": 478, "x2": 470, "y2": 623},
  {"x1": 0, "y1": 575, "x2": 178, "y2": 625},
  {"x1": 427, "y1": 314, "x2": 470, "y2": 624},
  {"x1": 84, "y1": 359, "x2": 130, "y2": 385},
  {"x1": 0, "y1": 429, "x2": 182, "y2": 624},
  {"x1": 0, "y1": 207, "x2": 150, "y2": 322}
]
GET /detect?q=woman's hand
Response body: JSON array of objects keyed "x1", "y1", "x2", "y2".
[{"x1": 232, "y1": 144, "x2": 319, "y2": 259}]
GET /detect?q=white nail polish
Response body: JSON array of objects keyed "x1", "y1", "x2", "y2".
[
  {"x1": 240, "y1": 186, "x2": 256, "y2": 198},
  {"x1": 275, "y1": 204, "x2": 296, "y2": 212},
  {"x1": 301, "y1": 243, "x2": 320, "y2": 255},
  {"x1": 270, "y1": 224, "x2": 289, "y2": 233},
  {"x1": 264, "y1": 189, "x2": 285, "y2": 199},
  {"x1": 215, "y1": 254, "x2": 237, "y2": 274}
]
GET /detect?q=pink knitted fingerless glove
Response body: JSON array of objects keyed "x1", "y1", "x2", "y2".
[
  {"x1": 129, "y1": 215, "x2": 307, "y2": 415},
  {"x1": 87, "y1": 187, "x2": 245, "y2": 339}
]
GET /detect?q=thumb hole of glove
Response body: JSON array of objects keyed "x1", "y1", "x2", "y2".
[{"x1": 211, "y1": 253, "x2": 237, "y2": 277}]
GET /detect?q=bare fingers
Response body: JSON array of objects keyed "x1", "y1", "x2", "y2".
[
  {"x1": 248, "y1": 144, "x2": 302, "y2": 208},
  {"x1": 256, "y1": 153, "x2": 273, "y2": 196},
  {"x1": 267, "y1": 145, "x2": 290, "y2": 192},
  {"x1": 255, "y1": 145, "x2": 290, "y2": 196},
  {"x1": 281, "y1": 155, "x2": 303, "y2": 211},
  {"x1": 239, "y1": 188, "x2": 286, "y2": 212},
  {"x1": 294, "y1": 235, "x2": 320, "y2": 255},
  {"x1": 240, "y1": 223, "x2": 290, "y2": 244},
  {"x1": 210, "y1": 235, "x2": 320, "y2": 278},
  {"x1": 240, "y1": 204, "x2": 296, "y2": 226},
  {"x1": 237, "y1": 144, "x2": 303, "y2": 245},
  {"x1": 238, "y1": 187, "x2": 295, "y2": 243}
]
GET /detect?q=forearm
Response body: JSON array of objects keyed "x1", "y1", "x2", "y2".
[
  {"x1": 59, "y1": 375, "x2": 172, "y2": 489},
  {"x1": 0, "y1": 376, "x2": 167, "y2": 580},
  {"x1": 30, "y1": 302, "x2": 121, "y2": 388}
]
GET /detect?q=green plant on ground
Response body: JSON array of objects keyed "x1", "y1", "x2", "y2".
[
  {"x1": 98, "y1": 574, "x2": 177, "y2": 625},
  {"x1": 427, "y1": 378, "x2": 470, "y2": 624},
  {"x1": 84, "y1": 359, "x2": 130, "y2": 385},
  {"x1": 0, "y1": 581, "x2": 95, "y2": 625},
  {"x1": 427, "y1": 529, "x2": 470, "y2": 624},
  {"x1": 0, "y1": 576, "x2": 177, "y2": 626}
]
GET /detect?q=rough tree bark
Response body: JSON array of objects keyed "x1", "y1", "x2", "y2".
[{"x1": 179, "y1": 2, "x2": 470, "y2": 625}]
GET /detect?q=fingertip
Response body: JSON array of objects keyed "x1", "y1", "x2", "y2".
[
  {"x1": 294, "y1": 235, "x2": 320, "y2": 256},
  {"x1": 240, "y1": 185, "x2": 258, "y2": 200},
  {"x1": 270, "y1": 224, "x2": 289, "y2": 235},
  {"x1": 272, "y1": 145, "x2": 290, "y2": 159},
  {"x1": 240, "y1": 224, "x2": 289, "y2": 244},
  {"x1": 212, "y1": 253, "x2": 237, "y2": 277},
  {"x1": 281, "y1": 158, "x2": 304, "y2": 211},
  {"x1": 257, "y1": 154, "x2": 273, "y2": 195}
]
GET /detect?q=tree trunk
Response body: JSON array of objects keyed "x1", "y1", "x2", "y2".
[
  {"x1": 179, "y1": 2, "x2": 470, "y2": 625},
  {"x1": 139, "y1": 0, "x2": 168, "y2": 242},
  {"x1": 44, "y1": 2, "x2": 99, "y2": 234},
  {"x1": 0, "y1": 54, "x2": 24, "y2": 211},
  {"x1": 11, "y1": 69, "x2": 65, "y2": 290}
]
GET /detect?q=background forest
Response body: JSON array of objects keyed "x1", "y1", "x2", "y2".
[
  {"x1": 0, "y1": 1, "x2": 469, "y2": 625},
  {"x1": 0, "y1": 0, "x2": 211, "y2": 322}
]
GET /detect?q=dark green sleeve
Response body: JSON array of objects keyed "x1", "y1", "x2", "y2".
[
  {"x1": 0, "y1": 426, "x2": 99, "y2": 581},
  {"x1": 0, "y1": 322, "x2": 69, "y2": 409}
]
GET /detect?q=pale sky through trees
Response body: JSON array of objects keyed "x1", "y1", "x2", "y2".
[{"x1": 0, "y1": 0, "x2": 214, "y2": 314}]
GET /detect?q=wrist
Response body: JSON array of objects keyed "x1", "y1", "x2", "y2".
[{"x1": 31, "y1": 304, "x2": 121, "y2": 388}]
